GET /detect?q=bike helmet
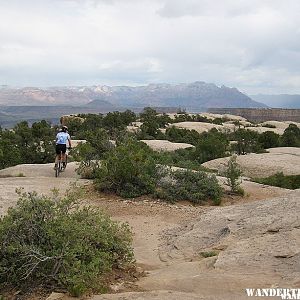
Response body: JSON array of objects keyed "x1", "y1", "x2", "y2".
[{"x1": 61, "y1": 125, "x2": 68, "y2": 132}]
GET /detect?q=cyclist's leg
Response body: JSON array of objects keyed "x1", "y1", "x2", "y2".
[
  {"x1": 54, "y1": 145, "x2": 63, "y2": 169},
  {"x1": 61, "y1": 144, "x2": 67, "y2": 168},
  {"x1": 54, "y1": 145, "x2": 59, "y2": 169},
  {"x1": 59, "y1": 151, "x2": 63, "y2": 169}
]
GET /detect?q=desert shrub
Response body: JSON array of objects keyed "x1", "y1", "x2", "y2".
[
  {"x1": 75, "y1": 111, "x2": 136, "y2": 139},
  {"x1": 154, "y1": 148, "x2": 206, "y2": 171},
  {"x1": 0, "y1": 120, "x2": 55, "y2": 169},
  {"x1": 85, "y1": 128, "x2": 114, "y2": 156},
  {"x1": 156, "y1": 169, "x2": 223, "y2": 205},
  {"x1": 172, "y1": 113, "x2": 194, "y2": 123},
  {"x1": 71, "y1": 141, "x2": 106, "y2": 179},
  {"x1": 253, "y1": 172, "x2": 300, "y2": 190},
  {"x1": 76, "y1": 160, "x2": 101, "y2": 179},
  {"x1": 261, "y1": 123, "x2": 276, "y2": 128},
  {"x1": 193, "y1": 129, "x2": 229, "y2": 163},
  {"x1": 0, "y1": 189, "x2": 133, "y2": 296},
  {"x1": 117, "y1": 110, "x2": 137, "y2": 126},
  {"x1": 0, "y1": 131, "x2": 22, "y2": 169},
  {"x1": 281, "y1": 124, "x2": 300, "y2": 147},
  {"x1": 79, "y1": 113, "x2": 104, "y2": 132},
  {"x1": 222, "y1": 155, "x2": 244, "y2": 195},
  {"x1": 73, "y1": 128, "x2": 116, "y2": 179},
  {"x1": 258, "y1": 131, "x2": 280, "y2": 149},
  {"x1": 136, "y1": 108, "x2": 159, "y2": 139},
  {"x1": 137, "y1": 121, "x2": 161, "y2": 139},
  {"x1": 103, "y1": 111, "x2": 132, "y2": 133},
  {"x1": 165, "y1": 126, "x2": 201, "y2": 145},
  {"x1": 155, "y1": 113, "x2": 172, "y2": 128},
  {"x1": 193, "y1": 115, "x2": 212, "y2": 123},
  {"x1": 137, "y1": 107, "x2": 170, "y2": 139},
  {"x1": 115, "y1": 130, "x2": 137, "y2": 145},
  {"x1": 230, "y1": 128, "x2": 263, "y2": 154},
  {"x1": 63, "y1": 117, "x2": 83, "y2": 137},
  {"x1": 94, "y1": 139, "x2": 161, "y2": 198},
  {"x1": 200, "y1": 251, "x2": 218, "y2": 258},
  {"x1": 71, "y1": 142, "x2": 97, "y2": 162},
  {"x1": 212, "y1": 117, "x2": 230, "y2": 125}
]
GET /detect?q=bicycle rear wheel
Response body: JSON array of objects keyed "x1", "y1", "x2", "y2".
[{"x1": 55, "y1": 161, "x2": 61, "y2": 177}]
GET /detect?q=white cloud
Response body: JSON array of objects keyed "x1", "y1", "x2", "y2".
[{"x1": 0, "y1": 0, "x2": 300, "y2": 93}]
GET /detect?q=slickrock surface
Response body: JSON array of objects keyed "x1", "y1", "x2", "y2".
[
  {"x1": 0, "y1": 162, "x2": 87, "y2": 216},
  {"x1": 141, "y1": 140, "x2": 194, "y2": 152},
  {"x1": 202, "y1": 147, "x2": 300, "y2": 178}
]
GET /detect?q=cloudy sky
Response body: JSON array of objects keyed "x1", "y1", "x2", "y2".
[{"x1": 1, "y1": 0, "x2": 300, "y2": 94}]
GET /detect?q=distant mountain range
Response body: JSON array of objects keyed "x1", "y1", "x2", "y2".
[
  {"x1": 250, "y1": 94, "x2": 300, "y2": 108},
  {"x1": 0, "y1": 82, "x2": 264, "y2": 109},
  {"x1": 0, "y1": 81, "x2": 267, "y2": 127}
]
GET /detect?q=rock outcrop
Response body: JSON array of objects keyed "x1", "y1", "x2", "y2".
[
  {"x1": 60, "y1": 115, "x2": 84, "y2": 126},
  {"x1": 202, "y1": 147, "x2": 300, "y2": 178}
]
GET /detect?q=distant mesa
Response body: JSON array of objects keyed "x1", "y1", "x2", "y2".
[{"x1": 208, "y1": 107, "x2": 300, "y2": 123}]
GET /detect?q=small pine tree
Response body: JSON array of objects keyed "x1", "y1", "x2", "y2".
[{"x1": 223, "y1": 155, "x2": 244, "y2": 195}]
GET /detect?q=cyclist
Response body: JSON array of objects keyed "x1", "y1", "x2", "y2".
[{"x1": 54, "y1": 125, "x2": 72, "y2": 170}]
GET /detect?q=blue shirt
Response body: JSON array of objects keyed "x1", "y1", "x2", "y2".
[{"x1": 56, "y1": 132, "x2": 70, "y2": 145}]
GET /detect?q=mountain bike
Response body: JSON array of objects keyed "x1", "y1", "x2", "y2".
[{"x1": 55, "y1": 149, "x2": 69, "y2": 177}]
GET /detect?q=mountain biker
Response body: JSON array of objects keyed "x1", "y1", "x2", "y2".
[{"x1": 54, "y1": 125, "x2": 72, "y2": 170}]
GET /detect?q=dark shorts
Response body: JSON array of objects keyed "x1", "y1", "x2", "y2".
[{"x1": 56, "y1": 144, "x2": 67, "y2": 155}]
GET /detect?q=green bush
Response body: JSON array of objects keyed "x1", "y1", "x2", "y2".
[
  {"x1": 85, "y1": 128, "x2": 114, "y2": 157},
  {"x1": 75, "y1": 111, "x2": 136, "y2": 140},
  {"x1": 71, "y1": 141, "x2": 98, "y2": 162},
  {"x1": 281, "y1": 124, "x2": 300, "y2": 147},
  {"x1": 258, "y1": 131, "x2": 280, "y2": 149},
  {"x1": 172, "y1": 113, "x2": 194, "y2": 123},
  {"x1": 103, "y1": 111, "x2": 134, "y2": 133},
  {"x1": 72, "y1": 130, "x2": 115, "y2": 179},
  {"x1": 72, "y1": 142, "x2": 102, "y2": 179},
  {"x1": 193, "y1": 129, "x2": 229, "y2": 163},
  {"x1": 95, "y1": 139, "x2": 161, "y2": 198},
  {"x1": 253, "y1": 172, "x2": 300, "y2": 190},
  {"x1": 0, "y1": 189, "x2": 134, "y2": 296},
  {"x1": 156, "y1": 169, "x2": 223, "y2": 205},
  {"x1": 165, "y1": 126, "x2": 201, "y2": 145},
  {"x1": 212, "y1": 117, "x2": 230, "y2": 125},
  {"x1": 153, "y1": 148, "x2": 206, "y2": 171},
  {"x1": 222, "y1": 155, "x2": 244, "y2": 195},
  {"x1": 0, "y1": 120, "x2": 56, "y2": 169},
  {"x1": 137, "y1": 108, "x2": 172, "y2": 139},
  {"x1": 76, "y1": 160, "x2": 101, "y2": 179},
  {"x1": 200, "y1": 251, "x2": 218, "y2": 258},
  {"x1": 230, "y1": 128, "x2": 263, "y2": 155},
  {"x1": 261, "y1": 123, "x2": 276, "y2": 128}
]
